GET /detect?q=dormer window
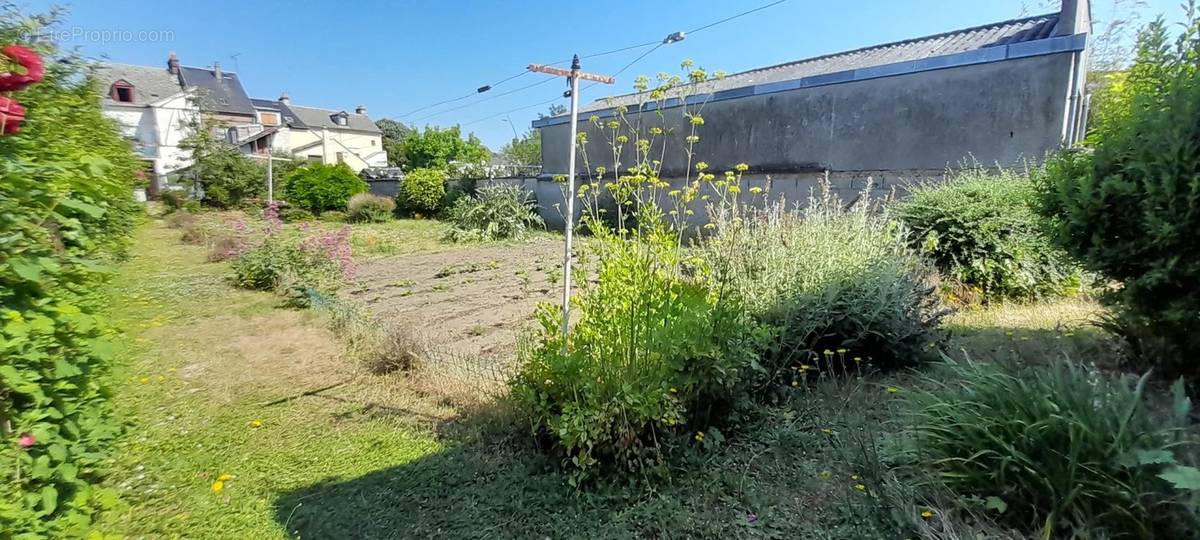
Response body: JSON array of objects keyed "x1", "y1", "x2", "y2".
[
  {"x1": 110, "y1": 80, "x2": 135, "y2": 103},
  {"x1": 332, "y1": 112, "x2": 349, "y2": 127}
]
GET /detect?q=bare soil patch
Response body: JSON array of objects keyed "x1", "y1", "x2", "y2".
[{"x1": 348, "y1": 237, "x2": 566, "y2": 361}]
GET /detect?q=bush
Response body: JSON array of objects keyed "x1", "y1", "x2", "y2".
[
  {"x1": 346, "y1": 193, "x2": 396, "y2": 223},
  {"x1": 283, "y1": 163, "x2": 368, "y2": 213},
  {"x1": 192, "y1": 148, "x2": 265, "y2": 208},
  {"x1": 231, "y1": 224, "x2": 353, "y2": 306},
  {"x1": 1, "y1": 14, "x2": 142, "y2": 535},
  {"x1": 399, "y1": 167, "x2": 445, "y2": 215},
  {"x1": 894, "y1": 168, "x2": 1081, "y2": 303},
  {"x1": 511, "y1": 214, "x2": 760, "y2": 482},
  {"x1": 277, "y1": 207, "x2": 314, "y2": 223},
  {"x1": 159, "y1": 189, "x2": 187, "y2": 211},
  {"x1": 1035, "y1": 17, "x2": 1200, "y2": 378},
  {"x1": 445, "y1": 184, "x2": 544, "y2": 241},
  {"x1": 902, "y1": 358, "x2": 1200, "y2": 538},
  {"x1": 706, "y1": 186, "x2": 945, "y2": 378}
]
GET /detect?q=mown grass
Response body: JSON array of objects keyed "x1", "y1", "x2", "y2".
[{"x1": 94, "y1": 215, "x2": 1119, "y2": 539}]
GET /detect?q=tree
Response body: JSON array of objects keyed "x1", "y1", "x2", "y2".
[
  {"x1": 501, "y1": 129, "x2": 541, "y2": 169},
  {"x1": 178, "y1": 110, "x2": 264, "y2": 208},
  {"x1": 399, "y1": 125, "x2": 490, "y2": 176},
  {"x1": 283, "y1": 163, "x2": 368, "y2": 212},
  {"x1": 375, "y1": 118, "x2": 412, "y2": 168}
]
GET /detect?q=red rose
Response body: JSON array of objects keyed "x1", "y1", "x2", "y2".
[{"x1": 0, "y1": 45, "x2": 45, "y2": 92}]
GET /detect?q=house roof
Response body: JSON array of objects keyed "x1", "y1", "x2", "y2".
[
  {"x1": 178, "y1": 66, "x2": 256, "y2": 116},
  {"x1": 578, "y1": 13, "x2": 1062, "y2": 113},
  {"x1": 250, "y1": 98, "x2": 309, "y2": 128},
  {"x1": 94, "y1": 62, "x2": 184, "y2": 107},
  {"x1": 286, "y1": 104, "x2": 381, "y2": 133}
]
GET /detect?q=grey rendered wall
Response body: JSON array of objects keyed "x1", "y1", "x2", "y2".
[{"x1": 539, "y1": 53, "x2": 1073, "y2": 177}]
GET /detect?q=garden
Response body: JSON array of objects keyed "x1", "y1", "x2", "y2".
[{"x1": 3, "y1": 7, "x2": 1200, "y2": 540}]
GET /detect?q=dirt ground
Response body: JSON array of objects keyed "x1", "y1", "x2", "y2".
[{"x1": 348, "y1": 237, "x2": 569, "y2": 362}]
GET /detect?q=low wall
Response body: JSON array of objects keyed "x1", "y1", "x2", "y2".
[{"x1": 481, "y1": 169, "x2": 946, "y2": 230}]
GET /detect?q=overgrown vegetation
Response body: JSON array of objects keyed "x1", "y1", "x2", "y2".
[
  {"x1": 445, "y1": 184, "x2": 543, "y2": 241},
  {"x1": 398, "y1": 167, "x2": 446, "y2": 216},
  {"x1": 1036, "y1": 11, "x2": 1200, "y2": 379},
  {"x1": 179, "y1": 111, "x2": 264, "y2": 209},
  {"x1": 895, "y1": 167, "x2": 1081, "y2": 303},
  {"x1": 230, "y1": 205, "x2": 353, "y2": 306},
  {"x1": 1, "y1": 11, "x2": 140, "y2": 535},
  {"x1": 901, "y1": 358, "x2": 1200, "y2": 538},
  {"x1": 283, "y1": 163, "x2": 368, "y2": 214},
  {"x1": 346, "y1": 193, "x2": 395, "y2": 223}
]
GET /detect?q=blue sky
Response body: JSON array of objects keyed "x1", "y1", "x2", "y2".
[{"x1": 22, "y1": 0, "x2": 1188, "y2": 149}]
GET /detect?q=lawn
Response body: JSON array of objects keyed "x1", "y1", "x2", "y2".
[{"x1": 93, "y1": 214, "x2": 1117, "y2": 539}]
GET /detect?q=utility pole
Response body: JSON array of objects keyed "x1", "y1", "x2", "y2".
[{"x1": 528, "y1": 56, "x2": 614, "y2": 339}]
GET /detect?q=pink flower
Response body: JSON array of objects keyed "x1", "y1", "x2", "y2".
[{"x1": 17, "y1": 433, "x2": 35, "y2": 448}]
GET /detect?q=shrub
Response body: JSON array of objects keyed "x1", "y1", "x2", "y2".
[
  {"x1": 278, "y1": 207, "x2": 314, "y2": 223},
  {"x1": 1035, "y1": 17, "x2": 1200, "y2": 378},
  {"x1": 1, "y1": 14, "x2": 142, "y2": 535},
  {"x1": 231, "y1": 223, "x2": 353, "y2": 306},
  {"x1": 445, "y1": 184, "x2": 544, "y2": 241},
  {"x1": 191, "y1": 147, "x2": 265, "y2": 208},
  {"x1": 319, "y1": 210, "x2": 347, "y2": 222},
  {"x1": 894, "y1": 168, "x2": 1081, "y2": 303},
  {"x1": 902, "y1": 358, "x2": 1200, "y2": 538},
  {"x1": 511, "y1": 222, "x2": 760, "y2": 482},
  {"x1": 706, "y1": 185, "x2": 945, "y2": 378},
  {"x1": 283, "y1": 163, "x2": 368, "y2": 213},
  {"x1": 346, "y1": 193, "x2": 396, "y2": 223},
  {"x1": 399, "y1": 167, "x2": 445, "y2": 215},
  {"x1": 159, "y1": 189, "x2": 187, "y2": 211}
]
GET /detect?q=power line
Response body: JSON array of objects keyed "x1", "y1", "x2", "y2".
[
  {"x1": 451, "y1": 0, "x2": 790, "y2": 128},
  {"x1": 410, "y1": 76, "x2": 556, "y2": 123},
  {"x1": 398, "y1": 70, "x2": 531, "y2": 117}
]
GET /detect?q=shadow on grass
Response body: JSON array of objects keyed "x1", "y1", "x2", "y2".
[
  {"x1": 272, "y1": 399, "x2": 905, "y2": 540},
  {"x1": 945, "y1": 323, "x2": 1122, "y2": 368}
]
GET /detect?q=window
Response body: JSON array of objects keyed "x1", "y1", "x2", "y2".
[
  {"x1": 371, "y1": 139, "x2": 376, "y2": 146},
  {"x1": 259, "y1": 112, "x2": 280, "y2": 126},
  {"x1": 333, "y1": 113, "x2": 348, "y2": 126},
  {"x1": 110, "y1": 81, "x2": 135, "y2": 103}
]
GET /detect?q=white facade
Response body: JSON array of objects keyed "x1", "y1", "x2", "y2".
[
  {"x1": 287, "y1": 126, "x2": 387, "y2": 172},
  {"x1": 102, "y1": 91, "x2": 198, "y2": 188}
]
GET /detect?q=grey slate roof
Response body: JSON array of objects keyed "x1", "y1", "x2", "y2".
[
  {"x1": 287, "y1": 104, "x2": 381, "y2": 133},
  {"x1": 580, "y1": 13, "x2": 1061, "y2": 113},
  {"x1": 179, "y1": 66, "x2": 256, "y2": 116},
  {"x1": 250, "y1": 98, "x2": 309, "y2": 128},
  {"x1": 94, "y1": 62, "x2": 184, "y2": 107}
]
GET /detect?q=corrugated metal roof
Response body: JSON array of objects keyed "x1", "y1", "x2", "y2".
[
  {"x1": 179, "y1": 66, "x2": 256, "y2": 116},
  {"x1": 94, "y1": 63, "x2": 184, "y2": 107},
  {"x1": 581, "y1": 13, "x2": 1060, "y2": 113}
]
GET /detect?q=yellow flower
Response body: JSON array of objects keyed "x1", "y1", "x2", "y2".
[
  {"x1": 694, "y1": 431, "x2": 705, "y2": 441},
  {"x1": 669, "y1": 388, "x2": 677, "y2": 393},
  {"x1": 791, "y1": 380, "x2": 799, "y2": 387},
  {"x1": 850, "y1": 474, "x2": 860, "y2": 481},
  {"x1": 921, "y1": 510, "x2": 934, "y2": 520},
  {"x1": 211, "y1": 480, "x2": 224, "y2": 494},
  {"x1": 820, "y1": 428, "x2": 833, "y2": 435},
  {"x1": 818, "y1": 470, "x2": 832, "y2": 480},
  {"x1": 886, "y1": 386, "x2": 900, "y2": 394},
  {"x1": 799, "y1": 364, "x2": 812, "y2": 371},
  {"x1": 836, "y1": 348, "x2": 848, "y2": 354},
  {"x1": 139, "y1": 377, "x2": 150, "y2": 384},
  {"x1": 854, "y1": 483, "x2": 866, "y2": 492},
  {"x1": 735, "y1": 163, "x2": 749, "y2": 172},
  {"x1": 217, "y1": 473, "x2": 234, "y2": 482},
  {"x1": 749, "y1": 187, "x2": 763, "y2": 194},
  {"x1": 249, "y1": 420, "x2": 263, "y2": 429}
]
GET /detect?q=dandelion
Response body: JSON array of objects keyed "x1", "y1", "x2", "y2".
[
  {"x1": 217, "y1": 473, "x2": 234, "y2": 482},
  {"x1": 695, "y1": 431, "x2": 705, "y2": 442},
  {"x1": 211, "y1": 480, "x2": 224, "y2": 494},
  {"x1": 854, "y1": 483, "x2": 866, "y2": 492},
  {"x1": 249, "y1": 420, "x2": 263, "y2": 429},
  {"x1": 850, "y1": 474, "x2": 860, "y2": 481},
  {"x1": 921, "y1": 510, "x2": 935, "y2": 520},
  {"x1": 139, "y1": 377, "x2": 150, "y2": 384},
  {"x1": 886, "y1": 386, "x2": 900, "y2": 394}
]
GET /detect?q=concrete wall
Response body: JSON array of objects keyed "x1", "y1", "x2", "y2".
[{"x1": 539, "y1": 53, "x2": 1074, "y2": 179}]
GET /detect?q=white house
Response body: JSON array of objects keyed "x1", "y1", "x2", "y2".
[
  {"x1": 251, "y1": 94, "x2": 388, "y2": 171},
  {"x1": 95, "y1": 53, "x2": 388, "y2": 193}
]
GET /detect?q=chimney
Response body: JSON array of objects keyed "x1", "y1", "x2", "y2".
[
  {"x1": 278, "y1": 92, "x2": 290, "y2": 105},
  {"x1": 212, "y1": 61, "x2": 222, "y2": 79},
  {"x1": 355, "y1": 105, "x2": 367, "y2": 115},
  {"x1": 1056, "y1": 0, "x2": 1092, "y2": 36},
  {"x1": 167, "y1": 52, "x2": 179, "y2": 75}
]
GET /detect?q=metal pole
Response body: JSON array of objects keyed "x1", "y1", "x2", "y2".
[
  {"x1": 266, "y1": 151, "x2": 274, "y2": 204},
  {"x1": 561, "y1": 55, "x2": 581, "y2": 339}
]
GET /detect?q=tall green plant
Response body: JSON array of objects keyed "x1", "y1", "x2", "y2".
[
  {"x1": 1, "y1": 9, "x2": 140, "y2": 535},
  {"x1": 283, "y1": 163, "x2": 367, "y2": 213},
  {"x1": 1037, "y1": 10, "x2": 1200, "y2": 378},
  {"x1": 445, "y1": 184, "x2": 543, "y2": 241},
  {"x1": 902, "y1": 358, "x2": 1200, "y2": 538},
  {"x1": 179, "y1": 107, "x2": 265, "y2": 208}
]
